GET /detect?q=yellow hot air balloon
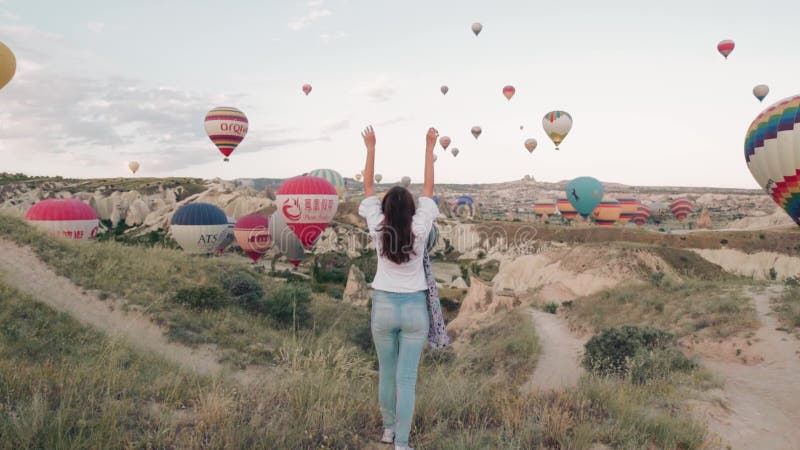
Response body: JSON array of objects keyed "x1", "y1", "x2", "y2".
[
  {"x1": 355, "y1": 173, "x2": 362, "y2": 181},
  {"x1": 0, "y1": 41, "x2": 16, "y2": 91},
  {"x1": 128, "y1": 161, "x2": 140, "y2": 174}
]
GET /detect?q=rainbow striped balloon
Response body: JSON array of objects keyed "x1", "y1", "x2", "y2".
[
  {"x1": 543, "y1": 110, "x2": 573, "y2": 150},
  {"x1": 745, "y1": 94, "x2": 800, "y2": 226},
  {"x1": 205, "y1": 107, "x2": 248, "y2": 162},
  {"x1": 308, "y1": 168, "x2": 345, "y2": 198}
]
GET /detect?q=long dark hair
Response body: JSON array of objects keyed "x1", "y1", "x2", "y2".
[{"x1": 379, "y1": 186, "x2": 416, "y2": 264}]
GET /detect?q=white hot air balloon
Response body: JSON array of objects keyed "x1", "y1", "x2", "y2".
[
  {"x1": 451, "y1": 148, "x2": 459, "y2": 157},
  {"x1": 471, "y1": 22, "x2": 482, "y2": 36},
  {"x1": 524, "y1": 139, "x2": 537, "y2": 153},
  {"x1": 128, "y1": 161, "x2": 140, "y2": 174},
  {"x1": 753, "y1": 84, "x2": 769, "y2": 102}
]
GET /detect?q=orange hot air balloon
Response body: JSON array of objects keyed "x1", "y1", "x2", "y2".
[
  {"x1": 592, "y1": 199, "x2": 622, "y2": 226},
  {"x1": 532, "y1": 199, "x2": 556, "y2": 221},
  {"x1": 502, "y1": 85, "x2": 515, "y2": 100},
  {"x1": 617, "y1": 198, "x2": 638, "y2": 224},
  {"x1": 234, "y1": 215, "x2": 272, "y2": 262},
  {"x1": 556, "y1": 198, "x2": 578, "y2": 221}
]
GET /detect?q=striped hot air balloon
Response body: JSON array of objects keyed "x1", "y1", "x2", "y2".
[
  {"x1": 556, "y1": 198, "x2": 578, "y2": 221},
  {"x1": 592, "y1": 199, "x2": 622, "y2": 226},
  {"x1": 617, "y1": 198, "x2": 638, "y2": 224},
  {"x1": 275, "y1": 176, "x2": 339, "y2": 249},
  {"x1": 669, "y1": 198, "x2": 694, "y2": 222},
  {"x1": 532, "y1": 199, "x2": 557, "y2": 221},
  {"x1": 25, "y1": 199, "x2": 100, "y2": 240},
  {"x1": 717, "y1": 39, "x2": 735, "y2": 59},
  {"x1": 632, "y1": 204, "x2": 651, "y2": 226},
  {"x1": 744, "y1": 94, "x2": 800, "y2": 226},
  {"x1": 234, "y1": 214, "x2": 272, "y2": 262},
  {"x1": 308, "y1": 168, "x2": 345, "y2": 198},
  {"x1": 170, "y1": 203, "x2": 230, "y2": 254},
  {"x1": 543, "y1": 111, "x2": 573, "y2": 150},
  {"x1": 204, "y1": 107, "x2": 248, "y2": 162}
]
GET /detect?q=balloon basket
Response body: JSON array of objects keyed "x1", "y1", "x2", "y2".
[{"x1": 223, "y1": 158, "x2": 229, "y2": 162}]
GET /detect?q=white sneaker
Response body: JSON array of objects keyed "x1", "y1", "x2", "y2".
[{"x1": 380, "y1": 428, "x2": 394, "y2": 444}]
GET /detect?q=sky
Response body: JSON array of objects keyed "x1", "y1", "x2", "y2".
[{"x1": 0, "y1": 0, "x2": 797, "y2": 189}]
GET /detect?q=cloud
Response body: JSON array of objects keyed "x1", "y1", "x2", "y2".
[
  {"x1": 320, "y1": 30, "x2": 347, "y2": 44},
  {"x1": 374, "y1": 116, "x2": 409, "y2": 127},
  {"x1": 320, "y1": 119, "x2": 350, "y2": 134},
  {"x1": 87, "y1": 21, "x2": 105, "y2": 33},
  {"x1": 351, "y1": 76, "x2": 397, "y2": 102},
  {"x1": 288, "y1": 0, "x2": 332, "y2": 31}
]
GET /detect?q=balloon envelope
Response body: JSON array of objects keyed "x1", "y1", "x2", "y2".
[
  {"x1": 302, "y1": 84, "x2": 312, "y2": 95},
  {"x1": 524, "y1": 139, "x2": 537, "y2": 153},
  {"x1": 502, "y1": 85, "x2": 515, "y2": 100},
  {"x1": 471, "y1": 126, "x2": 482, "y2": 139},
  {"x1": 632, "y1": 204, "x2": 651, "y2": 226},
  {"x1": 0, "y1": 41, "x2": 15, "y2": 91},
  {"x1": 401, "y1": 176, "x2": 411, "y2": 187},
  {"x1": 439, "y1": 136, "x2": 451, "y2": 150},
  {"x1": 375, "y1": 174, "x2": 383, "y2": 183},
  {"x1": 533, "y1": 200, "x2": 557, "y2": 218},
  {"x1": 128, "y1": 161, "x2": 140, "y2": 174},
  {"x1": 669, "y1": 198, "x2": 694, "y2": 222},
  {"x1": 205, "y1": 107, "x2": 248, "y2": 161},
  {"x1": 355, "y1": 173, "x2": 362, "y2": 181},
  {"x1": 234, "y1": 214, "x2": 272, "y2": 262},
  {"x1": 275, "y1": 175, "x2": 339, "y2": 249},
  {"x1": 543, "y1": 111, "x2": 572, "y2": 149},
  {"x1": 593, "y1": 199, "x2": 622, "y2": 226},
  {"x1": 451, "y1": 148, "x2": 459, "y2": 157},
  {"x1": 25, "y1": 199, "x2": 99, "y2": 240},
  {"x1": 440, "y1": 85, "x2": 449, "y2": 95},
  {"x1": 753, "y1": 84, "x2": 769, "y2": 102},
  {"x1": 170, "y1": 203, "x2": 230, "y2": 254},
  {"x1": 566, "y1": 177, "x2": 604, "y2": 217},
  {"x1": 617, "y1": 198, "x2": 638, "y2": 224},
  {"x1": 308, "y1": 168, "x2": 345, "y2": 198},
  {"x1": 471, "y1": 22, "x2": 482, "y2": 35},
  {"x1": 717, "y1": 39, "x2": 735, "y2": 59},
  {"x1": 556, "y1": 198, "x2": 578, "y2": 221},
  {"x1": 271, "y1": 212, "x2": 305, "y2": 267}
]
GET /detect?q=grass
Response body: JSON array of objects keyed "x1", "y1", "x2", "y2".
[
  {"x1": 774, "y1": 285, "x2": 800, "y2": 336},
  {"x1": 565, "y1": 280, "x2": 758, "y2": 339}
]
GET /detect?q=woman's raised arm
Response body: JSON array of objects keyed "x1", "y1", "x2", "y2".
[
  {"x1": 423, "y1": 127, "x2": 437, "y2": 198},
  {"x1": 361, "y1": 125, "x2": 376, "y2": 197}
]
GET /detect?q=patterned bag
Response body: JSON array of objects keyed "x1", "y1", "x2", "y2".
[{"x1": 423, "y1": 249, "x2": 451, "y2": 349}]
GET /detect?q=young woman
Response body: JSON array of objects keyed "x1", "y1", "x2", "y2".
[{"x1": 358, "y1": 125, "x2": 439, "y2": 450}]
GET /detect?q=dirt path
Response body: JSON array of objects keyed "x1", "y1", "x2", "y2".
[
  {"x1": 522, "y1": 308, "x2": 587, "y2": 391},
  {"x1": 0, "y1": 238, "x2": 231, "y2": 377},
  {"x1": 694, "y1": 286, "x2": 800, "y2": 450}
]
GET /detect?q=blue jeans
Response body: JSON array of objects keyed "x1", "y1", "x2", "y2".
[{"x1": 371, "y1": 289, "x2": 429, "y2": 447}]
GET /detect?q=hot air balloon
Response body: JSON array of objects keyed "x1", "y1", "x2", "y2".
[
  {"x1": 0, "y1": 41, "x2": 16, "y2": 91},
  {"x1": 234, "y1": 214, "x2": 272, "y2": 262},
  {"x1": 271, "y1": 212, "x2": 305, "y2": 268},
  {"x1": 717, "y1": 39, "x2": 735, "y2": 59},
  {"x1": 520, "y1": 125, "x2": 524, "y2": 130},
  {"x1": 215, "y1": 217, "x2": 236, "y2": 254},
  {"x1": 669, "y1": 198, "x2": 694, "y2": 222},
  {"x1": 441, "y1": 85, "x2": 449, "y2": 95},
  {"x1": 275, "y1": 175, "x2": 339, "y2": 249},
  {"x1": 355, "y1": 173, "x2": 362, "y2": 181},
  {"x1": 556, "y1": 198, "x2": 578, "y2": 221},
  {"x1": 617, "y1": 198, "x2": 638, "y2": 224},
  {"x1": 439, "y1": 136, "x2": 451, "y2": 150},
  {"x1": 302, "y1": 84, "x2": 312, "y2": 95},
  {"x1": 502, "y1": 85, "x2": 515, "y2": 100},
  {"x1": 471, "y1": 22, "x2": 482, "y2": 36},
  {"x1": 533, "y1": 199, "x2": 557, "y2": 221},
  {"x1": 170, "y1": 203, "x2": 230, "y2": 254},
  {"x1": 426, "y1": 224, "x2": 439, "y2": 253},
  {"x1": 205, "y1": 107, "x2": 248, "y2": 162},
  {"x1": 401, "y1": 176, "x2": 411, "y2": 188},
  {"x1": 524, "y1": 139, "x2": 537, "y2": 153},
  {"x1": 471, "y1": 126, "x2": 482, "y2": 139},
  {"x1": 593, "y1": 199, "x2": 622, "y2": 226},
  {"x1": 647, "y1": 201, "x2": 669, "y2": 224},
  {"x1": 375, "y1": 174, "x2": 383, "y2": 183},
  {"x1": 632, "y1": 204, "x2": 651, "y2": 226},
  {"x1": 543, "y1": 111, "x2": 572, "y2": 150},
  {"x1": 566, "y1": 177, "x2": 604, "y2": 218},
  {"x1": 308, "y1": 168, "x2": 345, "y2": 198},
  {"x1": 128, "y1": 161, "x2": 140, "y2": 174},
  {"x1": 453, "y1": 195, "x2": 475, "y2": 218},
  {"x1": 25, "y1": 199, "x2": 100, "y2": 240},
  {"x1": 753, "y1": 84, "x2": 769, "y2": 102},
  {"x1": 451, "y1": 148, "x2": 459, "y2": 157}
]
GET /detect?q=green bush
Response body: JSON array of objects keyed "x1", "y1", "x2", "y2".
[
  {"x1": 582, "y1": 326, "x2": 673, "y2": 377},
  {"x1": 769, "y1": 267, "x2": 778, "y2": 281},
  {"x1": 171, "y1": 286, "x2": 229, "y2": 310},
  {"x1": 347, "y1": 320, "x2": 373, "y2": 352},
  {"x1": 222, "y1": 271, "x2": 266, "y2": 313},
  {"x1": 326, "y1": 285, "x2": 344, "y2": 300},
  {"x1": 785, "y1": 276, "x2": 800, "y2": 287},
  {"x1": 544, "y1": 302, "x2": 558, "y2": 314},
  {"x1": 264, "y1": 284, "x2": 312, "y2": 328},
  {"x1": 650, "y1": 271, "x2": 665, "y2": 286},
  {"x1": 627, "y1": 348, "x2": 697, "y2": 385}
]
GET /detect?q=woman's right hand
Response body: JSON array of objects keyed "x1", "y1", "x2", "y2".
[{"x1": 362, "y1": 125, "x2": 376, "y2": 150}]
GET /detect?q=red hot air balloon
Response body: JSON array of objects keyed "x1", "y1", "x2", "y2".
[
  {"x1": 234, "y1": 214, "x2": 272, "y2": 262},
  {"x1": 25, "y1": 199, "x2": 100, "y2": 240},
  {"x1": 669, "y1": 198, "x2": 694, "y2": 222},
  {"x1": 717, "y1": 39, "x2": 735, "y2": 59},
  {"x1": 275, "y1": 175, "x2": 339, "y2": 249},
  {"x1": 502, "y1": 85, "x2": 515, "y2": 100},
  {"x1": 439, "y1": 136, "x2": 451, "y2": 150},
  {"x1": 205, "y1": 107, "x2": 248, "y2": 162},
  {"x1": 302, "y1": 84, "x2": 312, "y2": 95}
]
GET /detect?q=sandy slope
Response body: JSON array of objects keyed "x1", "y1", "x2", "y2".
[
  {"x1": 522, "y1": 308, "x2": 587, "y2": 391},
  {"x1": 694, "y1": 286, "x2": 800, "y2": 450},
  {"x1": 0, "y1": 238, "x2": 227, "y2": 376}
]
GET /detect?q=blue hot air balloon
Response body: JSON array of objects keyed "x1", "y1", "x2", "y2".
[
  {"x1": 566, "y1": 177, "x2": 604, "y2": 218},
  {"x1": 170, "y1": 203, "x2": 230, "y2": 254}
]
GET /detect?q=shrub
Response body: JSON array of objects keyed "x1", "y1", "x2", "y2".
[
  {"x1": 347, "y1": 320, "x2": 373, "y2": 352},
  {"x1": 222, "y1": 271, "x2": 266, "y2": 313},
  {"x1": 582, "y1": 326, "x2": 673, "y2": 377},
  {"x1": 477, "y1": 250, "x2": 486, "y2": 259},
  {"x1": 264, "y1": 284, "x2": 312, "y2": 328},
  {"x1": 627, "y1": 348, "x2": 697, "y2": 385},
  {"x1": 326, "y1": 285, "x2": 344, "y2": 300},
  {"x1": 650, "y1": 271, "x2": 665, "y2": 286},
  {"x1": 720, "y1": 239, "x2": 729, "y2": 245},
  {"x1": 544, "y1": 302, "x2": 558, "y2": 314},
  {"x1": 171, "y1": 286, "x2": 229, "y2": 310},
  {"x1": 769, "y1": 267, "x2": 778, "y2": 281},
  {"x1": 785, "y1": 276, "x2": 800, "y2": 287}
]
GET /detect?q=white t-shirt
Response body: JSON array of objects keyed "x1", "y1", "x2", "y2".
[{"x1": 358, "y1": 196, "x2": 438, "y2": 292}]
